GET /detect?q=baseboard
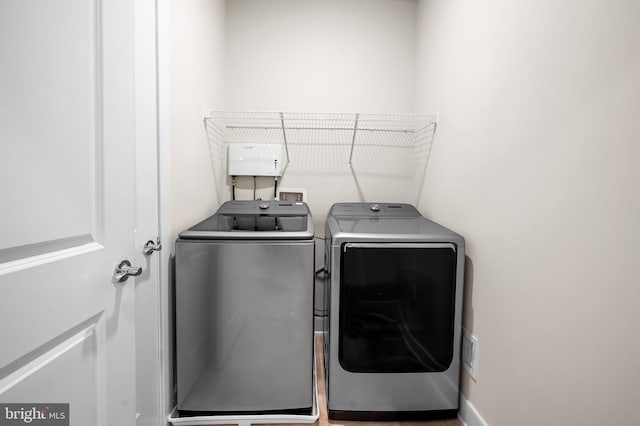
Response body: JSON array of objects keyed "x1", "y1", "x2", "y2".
[{"x1": 458, "y1": 394, "x2": 488, "y2": 426}]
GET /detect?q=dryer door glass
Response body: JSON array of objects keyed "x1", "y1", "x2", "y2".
[{"x1": 338, "y1": 243, "x2": 457, "y2": 373}]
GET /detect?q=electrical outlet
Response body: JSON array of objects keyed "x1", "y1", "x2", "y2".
[
  {"x1": 462, "y1": 328, "x2": 478, "y2": 381},
  {"x1": 277, "y1": 187, "x2": 307, "y2": 202}
]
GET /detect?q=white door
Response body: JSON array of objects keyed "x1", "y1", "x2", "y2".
[{"x1": 0, "y1": 1, "x2": 143, "y2": 425}]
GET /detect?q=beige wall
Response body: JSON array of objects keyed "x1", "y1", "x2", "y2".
[
  {"x1": 169, "y1": 0, "x2": 226, "y2": 243},
  {"x1": 223, "y1": 0, "x2": 419, "y2": 232},
  {"x1": 224, "y1": 0, "x2": 417, "y2": 113},
  {"x1": 415, "y1": 1, "x2": 640, "y2": 424},
  {"x1": 169, "y1": 1, "x2": 640, "y2": 422},
  {"x1": 170, "y1": 0, "x2": 419, "y2": 238}
]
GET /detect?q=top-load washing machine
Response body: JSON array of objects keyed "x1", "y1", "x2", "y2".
[
  {"x1": 175, "y1": 200, "x2": 315, "y2": 416},
  {"x1": 323, "y1": 203, "x2": 465, "y2": 420}
]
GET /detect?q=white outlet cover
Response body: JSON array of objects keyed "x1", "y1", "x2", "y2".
[{"x1": 462, "y1": 327, "x2": 478, "y2": 381}]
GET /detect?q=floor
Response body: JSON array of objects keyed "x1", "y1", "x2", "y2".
[{"x1": 262, "y1": 334, "x2": 461, "y2": 426}]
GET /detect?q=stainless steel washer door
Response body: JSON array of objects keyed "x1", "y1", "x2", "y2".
[{"x1": 176, "y1": 239, "x2": 314, "y2": 414}]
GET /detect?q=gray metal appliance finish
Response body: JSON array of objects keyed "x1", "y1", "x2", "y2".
[
  {"x1": 324, "y1": 202, "x2": 465, "y2": 419},
  {"x1": 176, "y1": 200, "x2": 315, "y2": 415}
]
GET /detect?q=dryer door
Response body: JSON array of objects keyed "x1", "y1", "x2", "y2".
[{"x1": 338, "y1": 243, "x2": 457, "y2": 373}]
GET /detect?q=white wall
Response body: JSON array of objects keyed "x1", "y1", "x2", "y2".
[
  {"x1": 170, "y1": 0, "x2": 419, "y2": 236},
  {"x1": 170, "y1": 0, "x2": 226, "y2": 244},
  {"x1": 169, "y1": 2, "x2": 640, "y2": 422},
  {"x1": 224, "y1": 0, "x2": 416, "y2": 113},
  {"x1": 223, "y1": 0, "x2": 419, "y2": 232},
  {"x1": 415, "y1": 1, "x2": 640, "y2": 424}
]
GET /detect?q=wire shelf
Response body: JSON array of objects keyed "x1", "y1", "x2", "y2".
[{"x1": 203, "y1": 111, "x2": 438, "y2": 204}]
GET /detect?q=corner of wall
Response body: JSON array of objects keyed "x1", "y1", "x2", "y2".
[{"x1": 459, "y1": 393, "x2": 488, "y2": 426}]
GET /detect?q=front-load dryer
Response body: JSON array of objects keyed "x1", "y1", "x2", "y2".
[{"x1": 323, "y1": 203, "x2": 465, "y2": 420}]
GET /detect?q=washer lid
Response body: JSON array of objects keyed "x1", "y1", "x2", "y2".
[{"x1": 178, "y1": 200, "x2": 314, "y2": 240}]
